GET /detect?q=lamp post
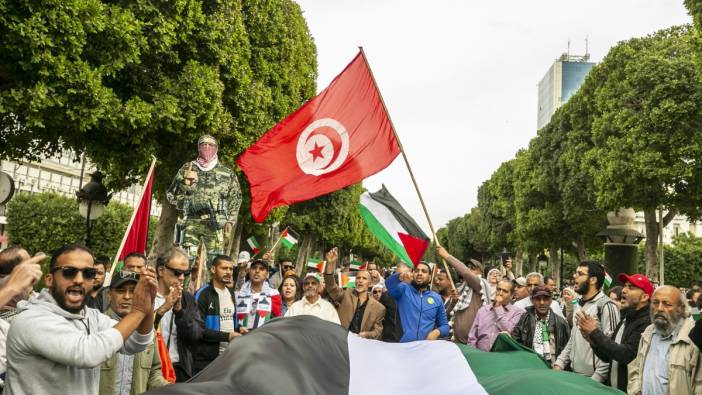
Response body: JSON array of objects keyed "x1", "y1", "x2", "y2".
[{"x1": 76, "y1": 171, "x2": 112, "y2": 248}]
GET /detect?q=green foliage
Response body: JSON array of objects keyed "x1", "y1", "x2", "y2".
[
  {"x1": 0, "y1": 0, "x2": 317, "y2": 201},
  {"x1": 634, "y1": 234, "x2": 702, "y2": 287},
  {"x1": 5, "y1": 192, "x2": 156, "y2": 257}
]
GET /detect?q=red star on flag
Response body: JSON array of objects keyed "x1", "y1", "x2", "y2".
[{"x1": 309, "y1": 143, "x2": 325, "y2": 162}]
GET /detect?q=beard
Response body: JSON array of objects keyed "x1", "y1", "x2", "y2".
[
  {"x1": 651, "y1": 310, "x2": 682, "y2": 337},
  {"x1": 304, "y1": 287, "x2": 318, "y2": 299},
  {"x1": 92, "y1": 282, "x2": 103, "y2": 291},
  {"x1": 575, "y1": 280, "x2": 589, "y2": 296},
  {"x1": 51, "y1": 284, "x2": 86, "y2": 314}
]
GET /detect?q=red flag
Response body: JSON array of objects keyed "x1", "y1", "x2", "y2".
[
  {"x1": 237, "y1": 51, "x2": 400, "y2": 222},
  {"x1": 116, "y1": 159, "x2": 155, "y2": 261}
]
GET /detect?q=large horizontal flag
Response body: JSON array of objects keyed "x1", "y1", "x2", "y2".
[
  {"x1": 307, "y1": 258, "x2": 326, "y2": 273},
  {"x1": 246, "y1": 236, "x2": 260, "y2": 254},
  {"x1": 359, "y1": 185, "x2": 430, "y2": 268},
  {"x1": 237, "y1": 51, "x2": 401, "y2": 222},
  {"x1": 280, "y1": 228, "x2": 298, "y2": 249},
  {"x1": 144, "y1": 316, "x2": 622, "y2": 395}
]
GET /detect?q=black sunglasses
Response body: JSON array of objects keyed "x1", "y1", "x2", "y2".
[
  {"x1": 51, "y1": 266, "x2": 98, "y2": 280},
  {"x1": 283, "y1": 265, "x2": 293, "y2": 270},
  {"x1": 165, "y1": 265, "x2": 192, "y2": 277},
  {"x1": 373, "y1": 290, "x2": 383, "y2": 294}
]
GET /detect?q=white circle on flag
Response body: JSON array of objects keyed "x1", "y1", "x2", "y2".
[{"x1": 296, "y1": 118, "x2": 349, "y2": 176}]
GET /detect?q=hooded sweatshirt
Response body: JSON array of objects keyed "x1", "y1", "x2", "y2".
[
  {"x1": 4, "y1": 289, "x2": 153, "y2": 395},
  {"x1": 554, "y1": 290, "x2": 620, "y2": 382}
]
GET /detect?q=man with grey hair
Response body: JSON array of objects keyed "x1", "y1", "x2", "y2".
[
  {"x1": 514, "y1": 272, "x2": 564, "y2": 318},
  {"x1": 628, "y1": 286, "x2": 701, "y2": 395}
]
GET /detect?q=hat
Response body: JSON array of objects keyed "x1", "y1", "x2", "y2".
[
  {"x1": 250, "y1": 259, "x2": 269, "y2": 271},
  {"x1": 531, "y1": 284, "x2": 552, "y2": 298},
  {"x1": 238, "y1": 251, "x2": 251, "y2": 264},
  {"x1": 304, "y1": 273, "x2": 321, "y2": 283},
  {"x1": 616, "y1": 273, "x2": 654, "y2": 297},
  {"x1": 198, "y1": 134, "x2": 217, "y2": 146},
  {"x1": 110, "y1": 271, "x2": 140, "y2": 289},
  {"x1": 468, "y1": 259, "x2": 483, "y2": 271},
  {"x1": 514, "y1": 277, "x2": 527, "y2": 287}
]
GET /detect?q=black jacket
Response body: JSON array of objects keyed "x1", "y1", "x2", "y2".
[
  {"x1": 511, "y1": 306, "x2": 570, "y2": 365},
  {"x1": 193, "y1": 283, "x2": 237, "y2": 372},
  {"x1": 379, "y1": 292, "x2": 403, "y2": 342},
  {"x1": 692, "y1": 317, "x2": 702, "y2": 351},
  {"x1": 590, "y1": 305, "x2": 651, "y2": 391},
  {"x1": 154, "y1": 291, "x2": 204, "y2": 379}
]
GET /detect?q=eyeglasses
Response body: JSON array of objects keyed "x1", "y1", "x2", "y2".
[
  {"x1": 51, "y1": 266, "x2": 98, "y2": 280},
  {"x1": 283, "y1": 265, "x2": 293, "y2": 270},
  {"x1": 373, "y1": 290, "x2": 383, "y2": 295},
  {"x1": 165, "y1": 265, "x2": 192, "y2": 277}
]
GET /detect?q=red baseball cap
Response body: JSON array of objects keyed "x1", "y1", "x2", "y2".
[{"x1": 616, "y1": 273, "x2": 654, "y2": 297}]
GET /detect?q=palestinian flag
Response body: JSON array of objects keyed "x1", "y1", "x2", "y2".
[
  {"x1": 246, "y1": 236, "x2": 261, "y2": 254},
  {"x1": 145, "y1": 316, "x2": 621, "y2": 395},
  {"x1": 604, "y1": 270, "x2": 612, "y2": 289},
  {"x1": 338, "y1": 273, "x2": 356, "y2": 288},
  {"x1": 307, "y1": 258, "x2": 326, "y2": 273},
  {"x1": 349, "y1": 260, "x2": 367, "y2": 271},
  {"x1": 359, "y1": 186, "x2": 430, "y2": 268},
  {"x1": 281, "y1": 228, "x2": 298, "y2": 249}
]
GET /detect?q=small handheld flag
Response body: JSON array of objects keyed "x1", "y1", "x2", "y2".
[
  {"x1": 349, "y1": 260, "x2": 367, "y2": 271},
  {"x1": 307, "y1": 258, "x2": 326, "y2": 273},
  {"x1": 338, "y1": 272, "x2": 357, "y2": 288},
  {"x1": 246, "y1": 236, "x2": 261, "y2": 254},
  {"x1": 281, "y1": 228, "x2": 299, "y2": 249}
]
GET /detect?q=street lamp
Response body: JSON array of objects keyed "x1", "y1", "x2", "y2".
[{"x1": 76, "y1": 171, "x2": 112, "y2": 248}]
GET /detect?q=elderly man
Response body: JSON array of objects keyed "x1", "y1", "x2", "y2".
[
  {"x1": 323, "y1": 248, "x2": 384, "y2": 338},
  {"x1": 514, "y1": 272, "x2": 564, "y2": 318},
  {"x1": 628, "y1": 286, "x2": 701, "y2": 395},
  {"x1": 468, "y1": 279, "x2": 524, "y2": 351},
  {"x1": 578, "y1": 273, "x2": 652, "y2": 392},
  {"x1": 285, "y1": 273, "x2": 340, "y2": 324},
  {"x1": 512, "y1": 285, "x2": 570, "y2": 367}
]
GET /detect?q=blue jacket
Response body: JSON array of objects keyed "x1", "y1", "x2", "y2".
[{"x1": 386, "y1": 273, "x2": 449, "y2": 342}]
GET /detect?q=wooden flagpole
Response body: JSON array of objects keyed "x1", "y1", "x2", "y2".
[
  {"x1": 359, "y1": 47, "x2": 456, "y2": 291},
  {"x1": 109, "y1": 156, "x2": 157, "y2": 281}
]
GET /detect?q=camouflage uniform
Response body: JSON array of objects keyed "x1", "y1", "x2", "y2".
[{"x1": 167, "y1": 160, "x2": 242, "y2": 264}]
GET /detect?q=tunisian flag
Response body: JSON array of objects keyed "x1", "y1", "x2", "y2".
[{"x1": 237, "y1": 50, "x2": 400, "y2": 222}]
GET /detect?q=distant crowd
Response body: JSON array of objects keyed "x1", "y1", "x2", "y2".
[{"x1": 0, "y1": 243, "x2": 700, "y2": 395}]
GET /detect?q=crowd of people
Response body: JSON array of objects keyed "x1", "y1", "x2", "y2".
[{"x1": 0, "y1": 243, "x2": 700, "y2": 394}]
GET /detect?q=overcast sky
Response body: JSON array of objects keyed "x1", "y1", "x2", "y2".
[{"x1": 295, "y1": 0, "x2": 692, "y2": 234}]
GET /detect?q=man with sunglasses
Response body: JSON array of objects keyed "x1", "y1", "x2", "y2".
[
  {"x1": 154, "y1": 248, "x2": 203, "y2": 383},
  {"x1": 5, "y1": 244, "x2": 157, "y2": 395}
]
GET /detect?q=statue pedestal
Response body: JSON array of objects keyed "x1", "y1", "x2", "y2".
[{"x1": 604, "y1": 243, "x2": 639, "y2": 283}]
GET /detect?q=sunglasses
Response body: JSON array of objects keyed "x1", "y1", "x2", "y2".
[
  {"x1": 373, "y1": 290, "x2": 382, "y2": 294},
  {"x1": 283, "y1": 265, "x2": 293, "y2": 270},
  {"x1": 51, "y1": 266, "x2": 98, "y2": 280},
  {"x1": 165, "y1": 265, "x2": 192, "y2": 277}
]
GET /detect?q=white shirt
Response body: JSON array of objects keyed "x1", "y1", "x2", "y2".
[
  {"x1": 514, "y1": 297, "x2": 564, "y2": 318},
  {"x1": 216, "y1": 286, "x2": 235, "y2": 354},
  {"x1": 285, "y1": 296, "x2": 341, "y2": 325},
  {"x1": 154, "y1": 294, "x2": 179, "y2": 363}
]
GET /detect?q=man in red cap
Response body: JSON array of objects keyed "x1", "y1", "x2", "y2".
[{"x1": 577, "y1": 273, "x2": 652, "y2": 392}]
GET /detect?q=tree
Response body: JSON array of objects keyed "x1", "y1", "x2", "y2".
[
  {"x1": 585, "y1": 26, "x2": 702, "y2": 280},
  {"x1": 0, "y1": 0, "x2": 317, "y2": 256}
]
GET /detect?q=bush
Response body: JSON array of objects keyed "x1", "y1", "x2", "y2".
[
  {"x1": 635, "y1": 234, "x2": 702, "y2": 287},
  {"x1": 6, "y1": 192, "x2": 156, "y2": 259}
]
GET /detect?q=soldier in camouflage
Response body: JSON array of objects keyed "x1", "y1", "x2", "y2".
[{"x1": 167, "y1": 135, "x2": 242, "y2": 267}]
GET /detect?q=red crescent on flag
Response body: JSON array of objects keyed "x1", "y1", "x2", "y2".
[{"x1": 306, "y1": 125, "x2": 344, "y2": 170}]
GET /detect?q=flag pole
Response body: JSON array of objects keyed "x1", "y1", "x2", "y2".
[
  {"x1": 110, "y1": 156, "x2": 157, "y2": 279},
  {"x1": 359, "y1": 47, "x2": 456, "y2": 290},
  {"x1": 252, "y1": 226, "x2": 286, "y2": 259}
]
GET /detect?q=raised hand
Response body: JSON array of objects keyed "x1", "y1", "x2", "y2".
[{"x1": 325, "y1": 248, "x2": 338, "y2": 273}]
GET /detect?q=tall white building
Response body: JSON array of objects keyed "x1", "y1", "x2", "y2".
[{"x1": 537, "y1": 53, "x2": 595, "y2": 130}]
